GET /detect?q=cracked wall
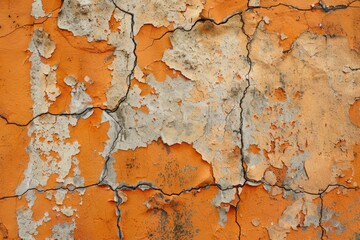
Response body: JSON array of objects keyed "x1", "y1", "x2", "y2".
[{"x1": 0, "y1": 0, "x2": 359, "y2": 239}]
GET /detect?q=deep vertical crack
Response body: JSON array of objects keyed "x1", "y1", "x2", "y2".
[
  {"x1": 99, "y1": 117, "x2": 122, "y2": 185},
  {"x1": 1, "y1": 0, "x2": 358, "y2": 126},
  {"x1": 107, "y1": 2, "x2": 138, "y2": 238},
  {"x1": 1, "y1": 2, "x2": 359, "y2": 239},
  {"x1": 238, "y1": 13, "x2": 252, "y2": 184},
  {"x1": 114, "y1": 190, "x2": 124, "y2": 239},
  {"x1": 235, "y1": 187, "x2": 242, "y2": 240},
  {"x1": 238, "y1": 12, "x2": 266, "y2": 185},
  {"x1": 319, "y1": 193, "x2": 327, "y2": 240},
  {"x1": 107, "y1": 1, "x2": 138, "y2": 115}
]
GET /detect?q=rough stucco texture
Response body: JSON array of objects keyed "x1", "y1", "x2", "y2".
[{"x1": 0, "y1": 0, "x2": 359, "y2": 239}]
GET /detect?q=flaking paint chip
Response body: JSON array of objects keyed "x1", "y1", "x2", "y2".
[{"x1": 1, "y1": 0, "x2": 360, "y2": 239}]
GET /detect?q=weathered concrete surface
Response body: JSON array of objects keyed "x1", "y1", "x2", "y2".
[{"x1": 0, "y1": 0, "x2": 359, "y2": 239}]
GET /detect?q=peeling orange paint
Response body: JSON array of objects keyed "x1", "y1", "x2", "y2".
[
  {"x1": 119, "y1": 187, "x2": 239, "y2": 239},
  {"x1": 68, "y1": 109, "x2": 109, "y2": 185},
  {"x1": 322, "y1": 188, "x2": 360, "y2": 239},
  {"x1": 0, "y1": 0, "x2": 359, "y2": 239},
  {"x1": 349, "y1": 99, "x2": 360, "y2": 128},
  {"x1": 248, "y1": 144, "x2": 261, "y2": 154},
  {"x1": 0, "y1": 197, "x2": 27, "y2": 239},
  {"x1": 130, "y1": 79, "x2": 155, "y2": 96},
  {"x1": 113, "y1": 139, "x2": 214, "y2": 193},
  {"x1": 0, "y1": 120, "x2": 29, "y2": 197},
  {"x1": 273, "y1": 87, "x2": 287, "y2": 102},
  {"x1": 202, "y1": 0, "x2": 247, "y2": 22},
  {"x1": 43, "y1": 13, "x2": 114, "y2": 113},
  {"x1": 0, "y1": 27, "x2": 33, "y2": 124}
]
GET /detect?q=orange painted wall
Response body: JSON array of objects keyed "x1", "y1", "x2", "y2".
[{"x1": 0, "y1": 0, "x2": 359, "y2": 239}]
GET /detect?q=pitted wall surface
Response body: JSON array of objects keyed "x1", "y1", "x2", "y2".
[{"x1": 0, "y1": 0, "x2": 359, "y2": 239}]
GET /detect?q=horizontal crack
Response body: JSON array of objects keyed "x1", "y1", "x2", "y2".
[
  {"x1": 1, "y1": 179, "x2": 357, "y2": 201},
  {"x1": 1, "y1": 0, "x2": 358, "y2": 127},
  {"x1": 248, "y1": 0, "x2": 359, "y2": 12},
  {"x1": 0, "y1": 7, "x2": 60, "y2": 39},
  {"x1": 134, "y1": 0, "x2": 359, "y2": 52},
  {"x1": 1, "y1": 3, "x2": 358, "y2": 239}
]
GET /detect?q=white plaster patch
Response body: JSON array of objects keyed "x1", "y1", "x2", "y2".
[
  {"x1": 31, "y1": 0, "x2": 46, "y2": 19},
  {"x1": 106, "y1": 10, "x2": 136, "y2": 109},
  {"x1": 28, "y1": 28, "x2": 59, "y2": 116},
  {"x1": 114, "y1": 0, "x2": 204, "y2": 34},
  {"x1": 243, "y1": 31, "x2": 360, "y2": 193},
  {"x1": 103, "y1": 16, "x2": 250, "y2": 192},
  {"x1": 58, "y1": 0, "x2": 115, "y2": 41},
  {"x1": 17, "y1": 209, "x2": 50, "y2": 240},
  {"x1": 46, "y1": 222, "x2": 75, "y2": 240}
]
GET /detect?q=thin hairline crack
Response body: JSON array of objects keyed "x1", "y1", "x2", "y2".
[
  {"x1": 1, "y1": 0, "x2": 358, "y2": 126},
  {"x1": 1, "y1": 1, "x2": 359, "y2": 239}
]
